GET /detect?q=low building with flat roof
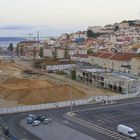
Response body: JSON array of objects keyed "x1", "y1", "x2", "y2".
[{"x1": 76, "y1": 68, "x2": 139, "y2": 94}]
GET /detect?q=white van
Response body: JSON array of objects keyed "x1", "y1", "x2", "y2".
[{"x1": 117, "y1": 124, "x2": 137, "y2": 138}]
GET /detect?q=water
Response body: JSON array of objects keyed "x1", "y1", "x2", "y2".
[
  {"x1": 0, "y1": 41, "x2": 20, "y2": 48},
  {"x1": 0, "y1": 37, "x2": 26, "y2": 48}
]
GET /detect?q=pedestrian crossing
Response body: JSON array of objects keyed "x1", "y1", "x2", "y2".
[
  {"x1": 0, "y1": 125, "x2": 7, "y2": 140},
  {"x1": 65, "y1": 113, "x2": 132, "y2": 140}
]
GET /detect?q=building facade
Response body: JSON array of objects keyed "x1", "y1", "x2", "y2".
[{"x1": 76, "y1": 69, "x2": 139, "y2": 94}]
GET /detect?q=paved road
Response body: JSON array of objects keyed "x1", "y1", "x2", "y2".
[
  {"x1": 73, "y1": 99, "x2": 140, "y2": 140},
  {"x1": 0, "y1": 97, "x2": 140, "y2": 140}
]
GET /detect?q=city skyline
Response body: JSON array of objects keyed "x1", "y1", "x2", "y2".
[{"x1": 0, "y1": 0, "x2": 140, "y2": 37}]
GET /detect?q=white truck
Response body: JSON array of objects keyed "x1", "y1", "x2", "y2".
[{"x1": 117, "y1": 124, "x2": 137, "y2": 139}]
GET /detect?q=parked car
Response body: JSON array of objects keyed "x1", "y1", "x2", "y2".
[
  {"x1": 26, "y1": 114, "x2": 37, "y2": 124},
  {"x1": 36, "y1": 114, "x2": 43, "y2": 119},
  {"x1": 32, "y1": 120, "x2": 41, "y2": 126},
  {"x1": 26, "y1": 114, "x2": 36, "y2": 120},
  {"x1": 28, "y1": 114, "x2": 36, "y2": 118},
  {"x1": 43, "y1": 118, "x2": 53, "y2": 124},
  {"x1": 39, "y1": 116, "x2": 47, "y2": 122},
  {"x1": 26, "y1": 117, "x2": 35, "y2": 124}
]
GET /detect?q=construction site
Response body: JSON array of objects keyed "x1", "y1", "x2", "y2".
[{"x1": 0, "y1": 60, "x2": 117, "y2": 107}]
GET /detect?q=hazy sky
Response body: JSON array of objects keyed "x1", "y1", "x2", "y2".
[{"x1": 0, "y1": 0, "x2": 140, "y2": 37}]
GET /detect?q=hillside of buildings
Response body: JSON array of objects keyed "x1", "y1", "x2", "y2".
[{"x1": 0, "y1": 19, "x2": 140, "y2": 107}]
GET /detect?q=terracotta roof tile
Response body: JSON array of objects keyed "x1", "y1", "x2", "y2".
[
  {"x1": 110, "y1": 53, "x2": 137, "y2": 61},
  {"x1": 72, "y1": 54, "x2": 89, "y2": 58},
  {"x1": 99, "y1": 52, "x2": 113, "y2": 58}
]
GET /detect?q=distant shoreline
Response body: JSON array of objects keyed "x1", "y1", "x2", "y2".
[
  {"x1": 0, "y1": 37, "x2": 26, "y2": 41},
  {"x1": 0, "y1": 37, "x2": 26, "y2": 47}
]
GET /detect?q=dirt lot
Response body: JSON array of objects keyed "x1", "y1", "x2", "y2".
[
  {"x1": 0, "y1": 77, "x2": 85, "y2": 105},
  {"x1": 0, "y1": 61, "x2": 118, "y2": 107},
  {"x1": 0, "y1": 61, "x2": 85, "y2": 106}
]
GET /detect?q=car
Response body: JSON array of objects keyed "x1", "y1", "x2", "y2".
[
  {"x1": 32, "y1": 120, "x2": 41, "y2": 126},
  {"x1": 43, "y1": 118, "x2": 53, "y2": 124},
  {"x1": 39, "y1": 116, "x2": 47, "y2": 122},
  {"x1": 26, "y1": 114, "x2": 36, "y2": 120},
  {"x1": 27, "y1": 114, "x2": 36, "y2": 118},
  {"x1": 26, "y1": 117, "x2": 35, "y2": 124},
  {"x1": 37, "y1": 114, "x2": 42, "y2": 119},
  {"x1": 26, "y1": 114, "x2": 38, "y2": 124}
]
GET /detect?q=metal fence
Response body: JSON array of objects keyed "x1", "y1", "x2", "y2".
[{"x1": 0, "y1": 91, "x2": 139, "y2": 115}]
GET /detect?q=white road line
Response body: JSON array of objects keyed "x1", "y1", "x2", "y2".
[
  {"x1": 74, "y1": 100, "x2": 140, "y2": 113},
  {"x1": 65, "y1": 113, "x2": 132, "y2": 140}
]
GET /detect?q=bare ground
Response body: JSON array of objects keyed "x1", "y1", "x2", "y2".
[{"x1": 0, "y1": 61, "x2": 118, "y2": 107}]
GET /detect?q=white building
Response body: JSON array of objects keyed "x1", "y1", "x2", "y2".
[
  {"x1": 46, "y1": 64, "x2": 75, "y2": 71},
  {"x1": 43, "y1": 47, "x2": 53, "y2": 58}
]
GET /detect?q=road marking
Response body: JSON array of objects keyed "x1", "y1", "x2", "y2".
[
  {"x1": 64, "y1": 113, "x2": 132, "y2": 140},
  {"x1": 74, "y1": 100, "x2": 140, "y2": 113}
]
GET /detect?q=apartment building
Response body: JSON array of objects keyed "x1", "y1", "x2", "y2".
[
  {"x1": 88, "y1": 52, "x2": 137, "y2": 74},
  {"x1": 77, "y1": 68, "x2": 139, "y2": 94},
  {"x1": 43, "y1": 46, "x2": 53, "y2": 58}
]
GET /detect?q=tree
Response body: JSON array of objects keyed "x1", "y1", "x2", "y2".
[
  {"x1": 7, "y1": 43, "x2": 14, "y2": 53},
  {"x1": 71, "y1": 69, "x2": 76, "y2": 80},
  {"x1": 16, "y1": 44, "x2": 20, "y2": 57},
  {"x1": 87, "y1": 30, "x2": 101, "y2": 38},
  {"x1": 52, "y1": 47, "x2": 57, "y2": 60},
  {"x1": 87, "y1": 30, "x2": 93, "y2": 38},
  {"x1": 114, "y1": 26, "x2": 119, "y2": 31},
  {"x1": 137, "y1": 53, "x2": 140, "y2": 57},
  {"x1": 64, "y1": 46, "x2": 69, "y2": 59},
  {"x1": 20, "y1": 46, "x2": 24, "y2": 56},
  {"x1": 7, "y1": 43, "x2": 14, "y2": 60},
  {"x1": 33, "y1": 47, "x2": 37, "y2": 60},
  {"x1": 39, "y1": 47, "x2": 44, "y2": 58},
  {"x1": 87, "y1": 49, "x2": 94, "y2": 55}
]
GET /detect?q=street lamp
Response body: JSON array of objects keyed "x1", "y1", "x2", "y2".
[{"x1": 69, "y1": 69, "x2": 73, "y2": 115}]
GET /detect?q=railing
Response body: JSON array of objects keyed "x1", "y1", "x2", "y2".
[{"x1": 0, "y1": 91, "x2": 139, "y2": 115}]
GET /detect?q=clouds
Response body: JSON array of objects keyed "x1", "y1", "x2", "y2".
[
  {"x1": 0, "y1": 0, "x2": 140, "y2": 37},
  {"x1": 0, "y1": 25, "x2": 34, "y2": 30}
]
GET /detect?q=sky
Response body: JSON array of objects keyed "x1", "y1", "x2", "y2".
[{"x1": 0, "y1": 0, "x2": 140, "y2": 37}]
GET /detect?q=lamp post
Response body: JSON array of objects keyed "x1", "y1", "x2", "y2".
[{"x1": 69, "y1": 69, "x2": 73, "y2": 115}]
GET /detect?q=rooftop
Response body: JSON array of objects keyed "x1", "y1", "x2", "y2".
[
  {"x1": 72, "y1": 54, "x2": 89, "y2": 58},
  {"x1": 102, "y1": 72, "x2": 138, "y2": 80},
  {"x1": 110, "y1": 53, "x2": 137, "y2": 61},
  {"x1": 90, "y1": 52, "x2": 137, "y2": 61},
  {"x1": 82, "y1": 68, "x2": 106, "y2": 73},
  {"x1": 82, "y1": 68, "x2": 138, "y2": 81}
]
